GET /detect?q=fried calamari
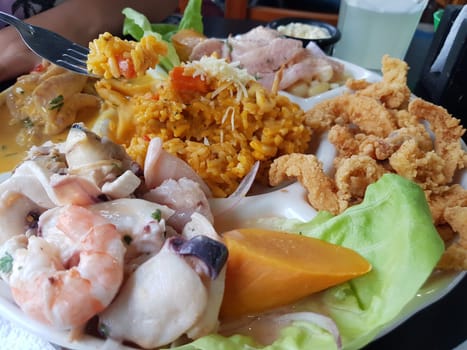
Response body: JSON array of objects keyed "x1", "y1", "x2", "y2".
[
  {"x1": 437, "y1": 206, "x2": 467, "y2": 270},
  {"x1": 271, "y1": 55, "x2": 467, "y2": 270},
  {"x1": 347, "y1": 55, "x2": 411, "y2": 109},
  {"x1": 269, "y1": 153, "x2": 343, "y2": 215}
]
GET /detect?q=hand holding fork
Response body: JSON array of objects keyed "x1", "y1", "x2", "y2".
[{"x1": 0, "y1": 11, "x2": 92, "y2": 78}]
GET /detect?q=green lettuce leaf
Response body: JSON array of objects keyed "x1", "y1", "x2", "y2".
[
  {"x1": 122, "y1": 7, "x2": 180, "y2": 72},
  {"x1": 177, "y1": 0, "x2": 203, "y2": 34},
  {"x1": 170, "y1": 174, "x2": 444, "y2": 350},
  {"x1": 122, "y1": 7, "x2": 154, "y2": 40},
  {"x1": 121, "y1": 0, "x2": 203, "y2": 73},
  {"x1": 170, "y1": 321, "x2": 339, "y2": 350}
]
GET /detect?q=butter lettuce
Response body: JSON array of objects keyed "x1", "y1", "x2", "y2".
[
  {"x1": 122, "y1": 0, "x2": 203, "y2": 73},
  {"x1": 170, "y1": 174, "x2": 444, "y2": 350},
  {"x1": 173, "y1": 322, "x2": 339, "y2": 350},
  {"x1": 122, "y1": 7, "x2": 179, "y2": 73},
  {"x1": 272, "y1": 174, "x2": 445, "y2": 349}
]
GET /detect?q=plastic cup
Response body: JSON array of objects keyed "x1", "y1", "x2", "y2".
[{"x1": 333, "y1": 0, "x2": 429, "y2": 70}]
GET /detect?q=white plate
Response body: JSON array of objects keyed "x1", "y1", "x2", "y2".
[{"x1": 0, "y1": 60, "x2": 465, "y2": 350}]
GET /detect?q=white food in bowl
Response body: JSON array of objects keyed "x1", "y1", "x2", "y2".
[{"x1": 277, "y1": 22, "x2": 331, "y2": 40}]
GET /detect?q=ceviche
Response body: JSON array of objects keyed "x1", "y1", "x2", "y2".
[{"x1": 0, "y1": 1, "x2": 466, "y2": 349}]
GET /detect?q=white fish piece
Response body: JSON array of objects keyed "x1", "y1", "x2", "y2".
[
  {"x1": 182, "y1": 212, "x2": 226, "y2": 339},
  {"x1": 144, "y1": 137, "x2": 211, "y2": 197},
  {"x1": 144, "y1": 177, "x2": 213, "y2": 232},
  {"x1": 182, "y1": 212, "x2": 218, "y2": 241},
  {"x1": 99, "y1": 241, "x2": 209, "y2": 349},
  {"x1": 5, "y1": 155, "x2": 102, "y2": 208},
  {"x1": 14, "y1": 124, "x2": 142, "y2": 205},
  {"x1": 89, "y1": 198, "x2": 174, "y2": 260},
  {"x1": 101, "y1": 170, "x2": 141, "y2": 198},
  {"x1": 64, "y1": 123, "x2": 140, "y2": 195},
  {"x1": 3, "y1": 160, "x2": 59, "y2": 208},
  {"x1": 64, "y1": 123, "x2": 131, "y2": 170},
  {"x1": 0, "y1": 162, "x2": 57, "y2": 244},
  {"x1": 49, "y1": 174, "x2": 103, "y2": 206},
  {"x1": 0, "y1": 190, "x2": 45, "y2": 244},
  {"x1": 186, "y1": 267, "x2": 226, "y2": 339},
  {"x1": 0, "y1": 235, "x2": 28, "y2": 282}
]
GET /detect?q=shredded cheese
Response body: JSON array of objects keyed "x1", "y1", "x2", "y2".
[
  {"x1": 221, "y1": 106, "x2": 236, "y2": 132},
  {"x1": 184, "y1": 57, "x2": 254, "y2": 102}
]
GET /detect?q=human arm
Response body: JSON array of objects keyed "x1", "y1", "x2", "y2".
[{"x1": 0, "y1": 0, "x2": 179, "y2": 82}]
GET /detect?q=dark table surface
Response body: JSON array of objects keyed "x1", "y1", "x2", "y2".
[{"x1": 202, "y1": 15, "x2": 467, "y2": 350}]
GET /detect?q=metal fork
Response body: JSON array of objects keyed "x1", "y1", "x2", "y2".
[{"x1": 0, "y1": 11, "x2": 91, "y2": 76}]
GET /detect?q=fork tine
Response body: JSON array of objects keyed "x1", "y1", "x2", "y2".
[
  {"x1": 55, "y1": 59, "x2": 89, "y2": 74},
  {"x1": 67, "y1": 48, "x2": 88, "y2": 60},
  {"x1": 62, "y1": 52, "x2": 87, "y2": 66},
  {"x1": 70, "y1": 43, "x2": 90, "y2": 56},
  {"x1": 55, "y1": 59, "x2": 95, "y2": 77},
  {"x1": 58, "y1": 43, "x2": 91, "y2": 75}
]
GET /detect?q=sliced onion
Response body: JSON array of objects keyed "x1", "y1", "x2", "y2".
[
  {"x1": 275, "y1": 312, "x2": 342, "y2": 349},
  {"x1": 209, "y1": 161, "x2": 259, "y2": 218},
  {"x1": 220, "y1": 310, "x2": 342, "y2": 349},
  {"x1": 144, "y1": 138, "x2": 212, "y2": 197}
]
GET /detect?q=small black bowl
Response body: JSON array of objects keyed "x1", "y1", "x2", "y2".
[{"x1": 267, "y1": 17, "x2": 341, "y2": 55}]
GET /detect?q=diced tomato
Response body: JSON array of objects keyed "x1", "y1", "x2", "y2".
[
  {"x1": 169, "y1": 66, "x2": 209, "y2": 94},
  {"x1": 117, "y1": 55, "x2": 136, "y2": 79},
  {"x1": 31, "y1": 63, "x2": 46, "y2": 73}
]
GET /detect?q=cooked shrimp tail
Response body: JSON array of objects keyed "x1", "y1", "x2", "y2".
[{"x1": 8, "y1": 205, "x2": 126, "y2": 329}]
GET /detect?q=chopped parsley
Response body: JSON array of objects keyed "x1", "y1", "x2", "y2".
[
  {"x1": 4, "y1": 152, "x2": 19, "y2": 158},
  {"x1": 49, "y1": 95, "x2": 64, "y2": 111},
  {"x1": 98, "y1": 323, "x2": 110, "y2": 338},
  {"x1": 0, "y1": 253, "x2": 13, "y2": 273},
  {"x1": 151, "y1": 209, "x2": 162, "y2": 221},
  {"x1": 112, "y1": 162, "x2": 123, "y2": 172},
  {"x1": 22, "y1": 117, "x2": 34, "y2": 128}
]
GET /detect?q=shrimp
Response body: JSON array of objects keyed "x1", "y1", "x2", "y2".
[{"x1": 8, "y1": 205, "x2": 126, "y2": 330}]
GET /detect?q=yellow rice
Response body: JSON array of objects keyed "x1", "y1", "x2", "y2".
[
  {"x1": 87, "y1": 32, "x2": 167, "y2": 79},
  {"x1": 95, "y1": 60, "x2": 311, "y2": 197}
]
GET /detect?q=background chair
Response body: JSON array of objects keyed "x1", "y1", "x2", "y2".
[
  {"x1": 415, "y1": 5, "x2": 466, "y2": 129},
  {"x1": 224, "y1": 0, "x2": 338, "y2": 25},
  {"x1": 178, "y1": 0, "x2": 339, "y2": 25},
  {"x1": 223, "y1": 0, "x2": 338, "y2": 25},
  {"x1": 436, "y1": 0, "x2": 467, "y2": 5}
]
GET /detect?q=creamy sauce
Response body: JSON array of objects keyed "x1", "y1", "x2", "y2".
[
  {"x1": 0, "y1": 103, "x2": 27, "y2": 172},
  {"x1": 277, "y1": 22, "x2": 331, "y2": 40},
  {"x1": 0, "y1": 104, "x2": 100, "y2": 173}
]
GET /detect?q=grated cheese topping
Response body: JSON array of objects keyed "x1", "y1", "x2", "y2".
[
  {"x1": 184, "y1": 57, "x2": 254, "y2": 101},
  {"x1": 184, "y1": 57, "x2": 258, "y2": 144}
]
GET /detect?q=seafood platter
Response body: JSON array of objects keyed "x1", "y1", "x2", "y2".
[{"x1": 0, "y1": 3, "x2": 466, "y2": 350}]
